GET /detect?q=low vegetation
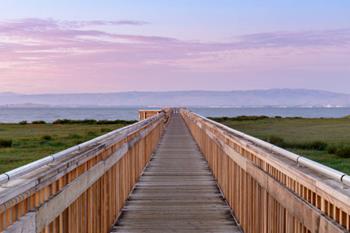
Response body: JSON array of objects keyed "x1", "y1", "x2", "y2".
[
  {"x1": 0, "y1": 139, "x2": 13, "y2": 148},
  {"x1": 2, "y1": 115, "x2": 350, "y2": 175},
  {"x1": 210, "y1": 116, "x2": 350, "y2": 174},
  {"x1": 0, "y1": 120, "x2": 133, "y2": 173},
  {"x1": 52, "y1": 119, "x2": 137, "y2": 125}
]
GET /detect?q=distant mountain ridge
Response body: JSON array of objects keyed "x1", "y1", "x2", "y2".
[{"x1": 0, "y1": 89, "x2": 350, "y2": 107}]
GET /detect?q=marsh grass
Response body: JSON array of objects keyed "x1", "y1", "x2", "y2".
[
  {"x1": 212, "y1": 116, "x2": 350, "y2": 174},
  {"x1": 0, "y1": 139, "x2": 12, "y2": 148},
  {"x1": 52, "y1": 119, "x2": 137, "y2": 125},
  {"x1": 0, "y1": 122, "x2": 130, "y2": 173}
]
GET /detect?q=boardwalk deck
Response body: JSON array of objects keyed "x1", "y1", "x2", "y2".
[{"x1": 111, "y1": 113, "x2": 242, "y2": 233}]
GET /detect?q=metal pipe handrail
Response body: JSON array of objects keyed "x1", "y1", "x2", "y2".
[
  {"x1": 0, "y1": 113, "x2": 165, "y2": 186},
  {"x1": 183, "y1": 110, "x2": 350, "y2": 187}
]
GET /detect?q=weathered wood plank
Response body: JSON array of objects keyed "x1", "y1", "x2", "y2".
[{"x1": 111, "y1": 113, "x2": 242, "y2": 233}]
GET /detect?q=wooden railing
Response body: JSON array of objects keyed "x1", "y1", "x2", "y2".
[
  {"x1": 139, "y1": 109, "x2": 162, "y2": 120},
  {"x1": 181, "y1": 109, "x2": 350, "y2": 233},
  {"x1": 2, "y1": 108, "x2": 350, "y2": 233},
  {"x1": 0, "y1": 112, "x2": 168, "y2": 233}
]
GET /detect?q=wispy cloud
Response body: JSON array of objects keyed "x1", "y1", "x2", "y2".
[
  {"x1": 0, "y1": 18, "x2": 349, "y2": 93},
  {"x1": 63, "y1": 19, "x2": 148, "y2": 27},
  {"x1": 0, "y1": 18, "x2": 147, "y2": 30},
  {"x1": 238, "y1": 29, "x2": 350, "y2": 48}
]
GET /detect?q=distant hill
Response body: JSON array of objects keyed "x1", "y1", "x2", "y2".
[{"x1": 1, "y1": 89, "x2": 350, "y2": 107}]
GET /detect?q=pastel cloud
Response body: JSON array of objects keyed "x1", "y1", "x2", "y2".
[
  {"x1": 0, "y1": 18, "x2": 349, "y2": 93},
  {"x1": 239, "y1": 29, "x2": 350, "y2": 48}
]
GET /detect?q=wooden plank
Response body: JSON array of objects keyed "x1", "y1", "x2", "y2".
[{"x1": 111, "y1": 113, "x2": 242, "y2": 233}]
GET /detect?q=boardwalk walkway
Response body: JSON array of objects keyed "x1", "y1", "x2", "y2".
[{"x1": 111, "y1": 113, "x2": 241, "y2": 233}]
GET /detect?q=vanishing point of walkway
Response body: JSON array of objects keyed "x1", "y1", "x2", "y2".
[{"x1": 111, "y1": 113, "x2": 242, "y2": 233}]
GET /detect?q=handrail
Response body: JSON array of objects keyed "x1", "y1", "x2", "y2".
[
  {"x1": 182, "y1": 109, "x2": 350, "y2": 232},
  {"x1": 184, "y1": 110, "x2": 350, "y2": 187},
  {"x1": 0, "y1": 112, "x2": 164, "y2": 186}
]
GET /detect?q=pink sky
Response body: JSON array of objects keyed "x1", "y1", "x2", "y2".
[{"x1": 0, "y1": 18, "x2": 350, "y2": 93}]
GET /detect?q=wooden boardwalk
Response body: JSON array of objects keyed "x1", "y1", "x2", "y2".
[
  {"x1": 2, "y1": 109, "x2": 349, "y2": 233},
  {"x1": 111, "y1": 113, "x2": 242, "y2": 233}
]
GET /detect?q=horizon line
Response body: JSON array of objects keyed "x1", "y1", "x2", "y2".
[{"x1": 1, "y1": 88, "x2": 349, "y2": 96}]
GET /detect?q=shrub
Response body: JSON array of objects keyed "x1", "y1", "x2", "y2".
[
  {"x1": 47, "y1": 141, "x2": 65, "y2": 147},
  {"x1": 325, "y1": 144, "x2": 350, "y2": 157},
  {"x1": 265, "y1": 137, "x2": 328, "y2": 151},
  {"x1": 327, "y1": 145, "x2": 338, "y2": 154},
  {"x1": 32, "y1": 120, "x2": 46, "y2": 124},
  {"x1": 53, "y1": 119, "x2": 95, "y2": 124},
  {"x1": 335, "y1": 145, "x2": 350, "y2": 158},
  {"x1": 301, "y1": 141, "x2": 328, "y2": 151},
  {"x1": 53, "y1": 119, "x2": 77, "y2": 124},
  {"x1": 235, "y1": 115, "x2": 269, "y2": 121},
  {"x1": 19, "y1": 121, "x2": 27, "y2": 125},
  {"x1": 52, "y1": 119, "x2": 137, "y2": 125},
  {"x1": 267, "y1": 136, "x2": 286, "y2": 147},
  {"x1": 209, "y1": 115, "x2": 270, "y2": 122},
  {"x1": 42, "y1": 135, "x2": 52, "y2": 140},
  {"x1": 68, "y1": 134, "x2": 82, "y2": 139},
  {"x1": 100, "y1": 128, "x2": 112, "y2": 133},
  {"x1": 87, "y1": 131, "x2": 98, "y2": 137},
  {"x1": 312, "y1": 141, "x2": 328, "y2": 150},
  {"x1": 0, "y1": 139, "x2": 13, "y2": 148},
  {"x1": 52, "y1": 119, "x2": 71, "y2": 124},
  {"x1": 98, "y1": 119, "x2": 137, "y2": 125},
  {"x1": 80, "y1": 119, "x2": 97, "y2": 124}
]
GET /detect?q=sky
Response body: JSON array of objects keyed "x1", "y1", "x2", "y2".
[{"x1": 0, "y1": 0, "x2": 349, "y2": 94}]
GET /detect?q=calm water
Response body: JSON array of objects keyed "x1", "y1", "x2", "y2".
[
  {"x1": 1, "y1": 107, "x2": 350, "y2": 123},
  {"x1": 190, "y1": 107, "x2": 350, "y2": 118}
]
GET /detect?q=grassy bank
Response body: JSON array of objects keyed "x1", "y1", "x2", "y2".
[
  {"x1": 0, "y1": 120, "x2": 136, "y2": 173},
  {"x1": 209, "y1": 116, "x2": 350, "y2": 174}
]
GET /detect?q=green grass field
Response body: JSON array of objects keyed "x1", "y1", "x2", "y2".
[
  {"x1": 0, "y1": 122, "x2": 132, "y2": 173},
  {"x1": 2, "y1": 116, "x2": 350, "y2": 175},
  {"x1": 210, "y1": 116, "x2": 350, "y2": 174}
]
